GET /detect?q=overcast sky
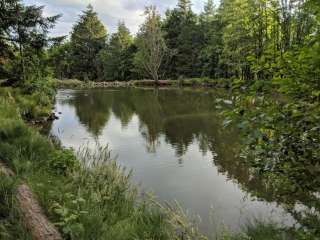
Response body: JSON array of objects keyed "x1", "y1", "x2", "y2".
[{"x1": 23, "y1": 0, "x2": 220, "y2": 37}]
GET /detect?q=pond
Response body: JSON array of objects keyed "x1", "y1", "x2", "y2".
[{"x1": 49, "y1": 88, "x2": 294, "y2": 236}]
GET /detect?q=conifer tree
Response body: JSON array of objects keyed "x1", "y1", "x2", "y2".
[
  {"x1": 70, "y1": 4, "x2": 107, "y2": 81},
  {"x1": 100, "y1": 22, "x2": 134, "y2": 81}
]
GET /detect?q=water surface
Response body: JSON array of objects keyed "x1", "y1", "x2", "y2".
[{"x1": 50, "y1": 88, "x2": 293, "y2": 236}]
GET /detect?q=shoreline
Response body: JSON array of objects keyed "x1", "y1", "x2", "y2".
[{"x1": 54, "y1": 78, "x2": 232, "y2": 89}]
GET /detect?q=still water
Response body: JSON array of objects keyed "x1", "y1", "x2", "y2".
[{"x1": 50, "y1": 88, "x2": 293, "y2": 236}]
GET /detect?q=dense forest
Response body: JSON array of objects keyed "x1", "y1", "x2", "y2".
[
  {"x1": 51, "y1": 0, "x2": 319, "y2": 87},
  {"x1": 0, "y1": 0, "x2": 320, "y2": 239},
  {"x1": 1, "y1": 0, "x2": 319, "y2": 85}
]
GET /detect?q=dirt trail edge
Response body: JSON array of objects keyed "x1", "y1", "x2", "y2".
[{"x1": 0, "y1": 162, "x2": 62, "y2": 240}]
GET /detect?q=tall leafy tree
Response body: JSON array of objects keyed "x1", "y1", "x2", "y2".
[
  {"x1": 219, "y1": 0, "x2": 255, "y2": 80},
  {"x1": 48, "y1": 40, "x2": 72, "y2": 80},
  {"x1": 135, "y1": 6, "x2": 167, "y2": 83},
  {"x1": 0, "y1": 0, "x2": 19, "y2": 74},
  {"x1": 70, "y1": 4, "x2": 107, "y2": 81},
  {"x1": 0, "y1": 0, "x2": 60, "y2": 83}
]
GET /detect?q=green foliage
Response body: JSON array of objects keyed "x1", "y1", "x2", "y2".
[
  {"x1": 1, "y1": 0, "x2": 320, "y2": 238},
  {"x1": 271, "y1": 45, "x2": 320, "y2": 99},
  {"x1": 49, "y1": 149, "x2": 78, "y2": 175},
  {"x1": 209, "y1": 7, "x2": 320, "y2": 236},
  {"x1": 70, "y1": 4, "x2": 107, "y2": 81},
  {"x1": 40, "y1": 0, "x2": 320, "y2": 85},
  {"x1": 199, "y1": 0, "x2": 223, "y2": 78},
  {"x1": 0, "y1": 0, "x2": 59, "y2": 84},
  {"x1": 48, "y1": 41, "x2": 72, "y2": 80},
  {"x1": 219, "y1": 79, "x2": 320, "y2": 238},
  {"x1": 135, "y1": 6, "x2": 167, "y2": 82},
  {"x1": 50, "y1": 194, "x2": 87, "y2": 238},
  {"x1": 163, "y1": 0, "x2": 202, "y2": 78},
  {"x1": 0, "y1": 78, "x2": 56, "y2": 119},
  {"x1": 99, "y1": 22, "x2": 136, "y2": 81}
]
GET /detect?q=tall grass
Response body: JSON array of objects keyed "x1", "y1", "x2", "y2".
[{"x1": 0, "y1": 86, "x2": 54, "y2": 120}]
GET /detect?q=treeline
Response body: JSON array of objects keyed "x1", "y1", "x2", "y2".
[
  {"x1": 1, "y1": 0, "x2": 319, "y2": 88},
  {"x1": 46, "y1": 0, "x2": 319, "y2": 87}
]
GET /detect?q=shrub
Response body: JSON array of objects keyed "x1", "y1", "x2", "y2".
[{"x1": 49, "y1": 149, "x2": 79, "y2": 175}]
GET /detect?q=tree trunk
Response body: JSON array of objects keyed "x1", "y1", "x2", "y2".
[
  {"x1": 154, "y1": 72, "x2": 159, "y2": 85},
  {"x1": 16, "y1": 184, "x2": 62, "y2": 240},
  {"x1": 0, "y1": 162, "x2": 62, "y2": 240}
]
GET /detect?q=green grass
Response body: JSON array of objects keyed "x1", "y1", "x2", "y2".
[
  {"x1": 0, "y1": 173, "x2": 33, "y2": 240},
  {"x1": 0, "y1": 85, "x2": 54, "y2": 120}
]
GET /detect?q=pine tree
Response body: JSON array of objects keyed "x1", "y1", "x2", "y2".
[
  {"x1": 198, "y1": 0, "x2": 223, "y2": 78},
  {"x1": 203, "y1": 0, "x2": 215, "y2": 19},
  {"x1": 177, "y1": 0, "x2": 192, "y2": 14},
  {"x1": 163, "y1": 0, "x2": 201, "y2": 78},
  {"x1": 70, "y1": 4, "x2": 107, "y2": 81},
  {"x1": 100, "y1": 22, "x2": 134, "y2": 81}
]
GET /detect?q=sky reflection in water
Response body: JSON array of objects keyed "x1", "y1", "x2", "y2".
[{"x1": 50, "y1": 88, "x2": 294, "y2": 236}]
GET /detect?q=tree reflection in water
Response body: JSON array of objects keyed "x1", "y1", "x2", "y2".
[{"x1": 59, "y1": 88, "x2": 319, "y2": 235}]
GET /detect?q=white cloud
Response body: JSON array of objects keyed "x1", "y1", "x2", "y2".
[
  {"x1": 23, "y1": 0, "x2": 219, "y2": 37},
  {"x1": 92, "y1": 0, "x2": 145, "y2": 34}
]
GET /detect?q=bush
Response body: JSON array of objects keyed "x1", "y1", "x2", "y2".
[
  {"x1": 49, "y1": 149, "x2": 79, "y2": 175},
  {"x1": 21, "y1": 78, "x2": 55, "y2": 98}
]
